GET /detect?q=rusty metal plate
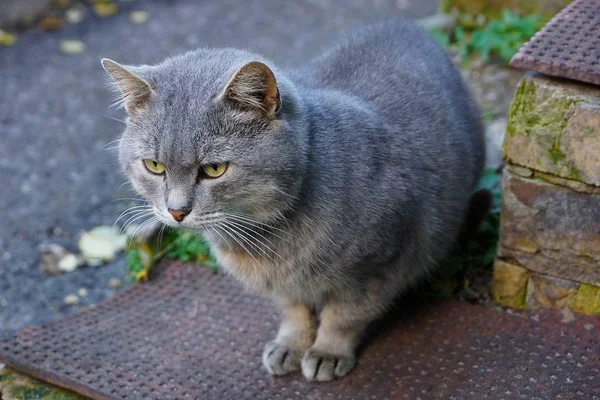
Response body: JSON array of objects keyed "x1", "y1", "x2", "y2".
[
  {"x1": 510, "y1": 0, "x2": 600, "y2": 85},
  {"x1": 1, "y1": 262, "x2": 600, "y2": 400}
]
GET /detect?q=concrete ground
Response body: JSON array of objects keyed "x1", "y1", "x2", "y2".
[{"x1": 0, "y1": 0, "x2": 439, "y2": 335}]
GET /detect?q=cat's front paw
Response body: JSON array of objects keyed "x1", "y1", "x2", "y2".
[
  {"x1": 301, "y1": 348, "x2": 356, "y2": 382},
  {"x1": 262, "y1": 341, "x2": 303, "y2": 376}
]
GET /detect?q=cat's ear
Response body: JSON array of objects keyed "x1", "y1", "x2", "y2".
[
  {"x1": 220, "y1": 61, "x2": 281, "y2": 118},
  {"x1": 101, "y1": 58, "x2": 153, "y2": 115}
]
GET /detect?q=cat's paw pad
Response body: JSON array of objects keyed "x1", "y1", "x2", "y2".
[
  {"x1": 262, "y1": 341, "x2": 302, "y2": 376},
  {"x1": 301, "y1": 348, "x2": 356, "y2": 382}
]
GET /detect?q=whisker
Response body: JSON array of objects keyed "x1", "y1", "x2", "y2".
[
  {"x1": 267, "y1": 183, "x2": 301, "y2": 201},
  {"x1": 222, "y1": 221, "x2": 276, "y2": 263},
  {"x1": 219, "y1": 223, "x2": 264, "y2": 268},
  {"x1": 224, "y1": 212, "x2": 297, "y2": 239},
  {"x1": 126, "y1": 217, "x2": 159, "y2": 250},
  {"x1": 120, "y1": 211, "x2": 154, "y2": 234},
  {"x1": 94, "y1": 111, "x2": 127, "y2": 124},
  {"x1": 157, "y1": 224, "x2": 168, "y2": 248},
  {"x1": 225, "y1": 219, "x2": 278, "y2": 250},
  {"x1": 114, "y1": 205, "x2": 152, "y2": 225},
  {"x1": 112, "y1": 197, "x2": 146, "y2": 203},
  {"x1": 209, "y1": 226, "x2": 233, "y2": 252}
]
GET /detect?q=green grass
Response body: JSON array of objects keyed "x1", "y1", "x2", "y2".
[
  {"x1": 126, "y1": 230, "x2": 217, "y2": 281},
  {"x1": 429, "y1": 10, "x2": 544, "y2": 63}
]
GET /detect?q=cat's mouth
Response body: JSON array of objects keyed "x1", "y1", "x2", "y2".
[{"x1": 152, "y1": 206, "x2": 225, "y2": 230}]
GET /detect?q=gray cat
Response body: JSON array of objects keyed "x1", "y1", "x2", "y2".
[{"x1": 102, "y1": 17, "x2": 486, "y2": 382}]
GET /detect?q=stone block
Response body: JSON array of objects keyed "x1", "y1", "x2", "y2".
[
  {"x1": 503, "y1": 74, "x2": 600, "y2": 187},
  {"x1": 526, "y1": 272, "x2": 578, "y2": 309},
  {"x1": 498, "y1": 169, "x2": 600, "y2": 286},
  {"x1": 491, "y1": 260, "x2": 529, "y2": 308},
  {"x1": 570, "y1": 284, "x2": 600, "y2": 315}
]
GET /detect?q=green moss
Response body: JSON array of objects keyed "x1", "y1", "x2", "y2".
[
  {"x1": 0, "y1": 371, "x2": 13, "y2": 381},
  {"x1": 507, "y1": 78, "x2": 533, "y2": 137},
  {"x1": 11, "y1": 385, "x2": 52, "y2": 399},
  {"x1": 507, "y1": 78, "x2": 577, "y2": 139},
  {"x1": 569, "y1": 167, "x2": 582, "y2": 182},
  {"x1": 548, "y1": 140, "x2": 566, "y2": 165},
  {"x1": 46, "y1": 391, "x2": 87, "y2": 400}
]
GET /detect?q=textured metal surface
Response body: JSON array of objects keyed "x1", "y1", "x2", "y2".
[
  {"x1": 1, "y1": 262, "x2": 600, "y2": 400},
  {"x1": 510, "y1": 0, "x2": 600, "y2": 85}
]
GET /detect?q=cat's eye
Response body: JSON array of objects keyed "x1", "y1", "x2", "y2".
[
  {"x1": 143, "y1": 159, "x2": 166, "y2": 175},
  {"x1": 200, "y1": 162, "x2": 228, "y2": 179}
]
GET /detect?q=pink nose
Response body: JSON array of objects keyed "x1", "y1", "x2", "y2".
[{"x1": 168, "y1": 209, "x2": 189, "y2": 222}]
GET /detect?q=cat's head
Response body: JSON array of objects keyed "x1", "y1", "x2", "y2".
[{"x1": 102, "y1": 50, "x2": 305, "y2": 232}]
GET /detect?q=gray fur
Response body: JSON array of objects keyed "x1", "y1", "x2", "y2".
[{"x1": 105, "y1": 18, "x2": 485, "y2": 381}]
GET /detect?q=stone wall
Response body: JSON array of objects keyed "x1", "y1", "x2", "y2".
[{"x1": 493, "y1": 73, "x2": 600, "y2": 316}]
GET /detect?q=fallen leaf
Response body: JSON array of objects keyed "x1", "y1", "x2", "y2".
[
  {"x1": 79, "y1": 225, "x2": 128, "y2": 265},
  {"x1": 94, "y1": 3, "x2": 119, "y2": 17},
  {"x1": 0, "y1": 30, "x2": 17, "y2": 46},
  {"x1": 59, "y1": 39, "x2": 86, "y2": 54},
  {"x1": 40, "y1": 16, "x2": 63, "y2": 31},
  {"x1": 129, "y1": 11, "x2": 148, "y2": 24}
]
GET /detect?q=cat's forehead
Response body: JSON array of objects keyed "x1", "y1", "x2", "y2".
[{"x1": 151, "y1": 49, "x2": 250, "y2": 97}]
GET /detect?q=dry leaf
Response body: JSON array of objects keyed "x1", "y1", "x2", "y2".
[
  {"x1": 0, "y1": 30, "x2": 17, "y2": 46},
  {"x1": 60, "y1": 40, "x2": 86, "y2": 54},
  {"x1": 94, "y1": 3, "x2": 119, "y2": 17},
  {"x1": 79, "y1": 225, "x2": 128, "y2": 265},
  {"x1": 40, "y1": 16, "x2": 63, "y2": 31}
]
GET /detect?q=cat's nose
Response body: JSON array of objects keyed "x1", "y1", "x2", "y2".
[{"x1": 168, "y1": 208, "x2": 190, "y2": 222}]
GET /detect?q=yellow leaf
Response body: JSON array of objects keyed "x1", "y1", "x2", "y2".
[
  {"x1": 135, "y1": 269, "x2": 149, "y2": 281},
  {"x1": 94, "y1": 3, "x2": 119, "y2": 17},
  {"x1": 0, "y1": 30, "x2": 17, "y2": 46}
]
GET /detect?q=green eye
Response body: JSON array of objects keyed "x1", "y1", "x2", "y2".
[
  {"x1": 201, "y1": 162, "x2": 228, "y2": 179},
  {"x1": 143, "y1": 159, "x2": 166, "y2": 175}
]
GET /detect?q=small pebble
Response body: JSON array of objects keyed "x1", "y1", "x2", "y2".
[
  {"x1": 78, "y1": 288, "x2": 88, "y2": 298},
  {"x1": 66, "y1": 7, "x2": 86, "y2": 24},
  {"x1": 560, "y1": 307, "x2": 575, "y2": 324},
  {"x1": 58, "y1": 253, "x2": 80, "y2": 272},
  {"x1": 129, "y1": 11, "x2": 148, "y2": 24},
  {"x1": 64, "y1": 294, "x2": 79, "y2": 306},
  {"x1": 109, "y1": 278, "x2": 122, "y2": 289}
]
